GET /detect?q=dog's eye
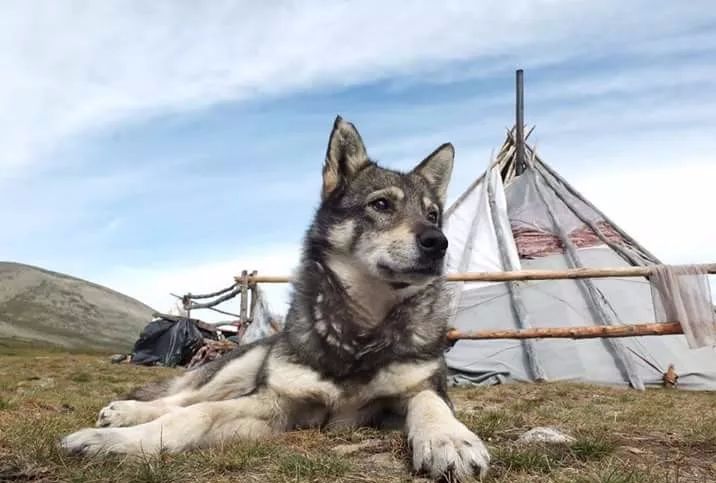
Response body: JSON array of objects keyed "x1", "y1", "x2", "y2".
[
  {"x1": 369, "y1": 198, "x2": 392, "y2": 212},
  {"x1": 426, "y1": 209, "x2": 439, "y2": 224}
]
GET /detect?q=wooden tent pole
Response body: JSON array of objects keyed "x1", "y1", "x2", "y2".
[
  {"x1": 239, "y1": 270, "x2": 249, "y2": 325},
  {"x1": 446, "y1": 321, "x2": 684, "y2": 341},
  {"x1": 238, "y1": 263, "x2": 716, "y2": 284},
  {"x1": 486, "y1": 166, "x2": 546, "y2": 381}
]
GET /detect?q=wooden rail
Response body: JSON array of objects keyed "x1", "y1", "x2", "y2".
[
  {"x1": 238, "y1": 263, "x2": 716, "y2": 284},
  {"x1": 232, "y1": 263, "x2": 715, "y2": 341},
  {"x1": 446, "y1": 322, "x2": 684, "y2": 341}
]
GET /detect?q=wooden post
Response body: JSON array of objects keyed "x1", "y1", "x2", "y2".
[
  {"x1": 239, "y1": 270, "x2": 249, "y2": 326},
  {"x1": 248, "y1": 270, "x2": 258, "y2": 323},
  {"x1": 182, "y1": 293, "x2": 191, "y2": 320}
]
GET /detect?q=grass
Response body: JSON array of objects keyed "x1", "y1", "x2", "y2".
[
  {"x1": 1, "y1": 345, "x2": 715, "y2": 482},
  {"x1": 277, "y1": 453, "x2": 352, "y2": 481}
]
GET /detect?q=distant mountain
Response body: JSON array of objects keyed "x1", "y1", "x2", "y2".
[{"x1": 0, "y1": 262, "x2": 154, "y2": 352}]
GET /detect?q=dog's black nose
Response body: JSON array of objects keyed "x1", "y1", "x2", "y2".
[{"x1": 417, "y1": 228, "x2": 448, "y2": 259}]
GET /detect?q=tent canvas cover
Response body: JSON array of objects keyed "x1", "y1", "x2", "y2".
[{"x1": 443, "y1": 131, "x2": 716, "y2": 390}]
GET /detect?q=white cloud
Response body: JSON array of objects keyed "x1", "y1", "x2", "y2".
[
  {"x1": 3, "y1": 0, "x2": 714, "y2": 173},
  {"x1": 97, "y1": 243, "x2": 301, "y2": 322},
  {"x1": 95, "y1": 150, "x2": 716, "y2": 316},
  {"x1": 569, "y1": 160, "x2": 716, "y2": 298},
  {"x1": 3, "y1": 0, "x2": 715, "y2": 313},
  {"x1": 567, "y1": 160, "x2": 716, "y2": 264}
]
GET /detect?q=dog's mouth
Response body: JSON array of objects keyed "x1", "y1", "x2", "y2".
[{"x1": 377, "y1": 261, "x2": 442, "y2": 287}]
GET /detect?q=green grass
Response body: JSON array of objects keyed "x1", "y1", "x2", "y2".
[
  {"x1": 277, "y1": 453, "x2": 352, "y2": 481},
  {"x1": 1, "y1": 349, "x2": 715, "y2": 482},
  {"x1": 458, "y1": 408, "x2": 525, "y2": 440},
  {"x1": 70, "y1": 372, "x2": 93, "y2": 383},
  {"x1": 569, "y1": 460, "x2": 672, "y2": 483}
]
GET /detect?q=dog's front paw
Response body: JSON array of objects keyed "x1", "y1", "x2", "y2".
[
  {"x1": 60, "y1": 428, "x2": 128, "y2": 456},
  {"x1": 96, "y1": 400, "x2": 149, "y2": 427},
  {"x1": 409, "y1": 421, "x2": 490, "y2": 481}
]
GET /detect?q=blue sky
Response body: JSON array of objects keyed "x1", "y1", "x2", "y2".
[{"x1": 1, "y1": 1, "x2": 715, "y2": 318}]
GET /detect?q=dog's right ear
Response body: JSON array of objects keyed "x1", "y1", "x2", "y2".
[{"x1": 322, "y1": 116, "x2": 369, "y2": 200}]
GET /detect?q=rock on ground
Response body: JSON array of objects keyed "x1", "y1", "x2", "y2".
[{"x1": 518, "y1": 427, "x2": 576, "y2": 444}]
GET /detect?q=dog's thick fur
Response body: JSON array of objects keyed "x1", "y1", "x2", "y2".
[{"x1": 61, "y1": 117, "x2": 490, "y2": 481}]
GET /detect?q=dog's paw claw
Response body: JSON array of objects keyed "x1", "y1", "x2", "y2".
[
  {"x1": 96, "y1": 400, "x2": 141, "y2": 427},
  {"x1": 60, "y1": 428, "x2": 116, "y2": 456},
  {"x1": 410, "y1": 423, "x2": 490, "y2": 481}
]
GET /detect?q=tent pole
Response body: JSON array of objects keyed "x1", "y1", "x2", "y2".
[
  {"x1": 531, "y1": 160, "x2": 647, "y2": 266},
  {"x1": 485, "y1": 170, "x2": 547, "y2": 381},
  {"x1": 533, "y1": 153, "x2": 662, "y2": 264},
  {"x1": 527, "y1": 167, "x2": 645, "y2": 390},
  {"x1": 515, "y1": 69, "x2": 526, "y2": 175}
]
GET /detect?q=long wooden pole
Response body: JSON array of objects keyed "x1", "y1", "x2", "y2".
[
  {"x1": 232, "y1": 265, "x2": 712, "y2": 341},
  {"x1": 446, "y1": 321, "x2": 684, "y2": 341},
  {"x1": 515, "y1": 69, "x2": 526, "y2": 176},
  {"x1": 238, "y1": 263, "x2": 716, "y2": 284}
]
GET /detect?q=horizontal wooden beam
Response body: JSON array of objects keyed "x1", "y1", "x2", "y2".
[
  {"x1": 446, "y1": 321, "x2": 684, "y2": 341},
  {"x1": 238, "y1": 263, "x2": 716, "y2": 284}
]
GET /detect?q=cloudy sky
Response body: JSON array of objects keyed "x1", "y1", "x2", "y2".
[{"x1": 2, "y1": 1, "x2": 715, "y2": 319}]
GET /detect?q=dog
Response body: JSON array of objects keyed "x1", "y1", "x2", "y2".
[{"x1": 61, "y1": 116, "x2": 490, "y2": 481}]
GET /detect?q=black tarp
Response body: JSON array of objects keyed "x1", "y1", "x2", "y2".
[{"x1": 131, "y1": 316, "x2": 210, "y2": 367}]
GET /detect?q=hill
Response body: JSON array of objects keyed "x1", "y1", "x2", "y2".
[{"x1": 0, "y1": 262, "x2": 153, "y2": 352}]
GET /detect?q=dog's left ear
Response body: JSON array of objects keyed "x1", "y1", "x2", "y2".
[
  {"x1": 412, "y1": 143, "x2": 454, "y2": 204},
  {"x1": 322, "y1": 116, "x2": 370, "y2": 200}
]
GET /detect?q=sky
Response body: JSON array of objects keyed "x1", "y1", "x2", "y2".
[{"x1": 1, "y1": 1, "x2": 715, "y2": 321}]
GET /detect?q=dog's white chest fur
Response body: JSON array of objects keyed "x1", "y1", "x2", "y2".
[
  {"x1": 265, "y1": 356, "x2": 441, "y2": 430},
  {"x1": 266, "y1": 357, "x2": 440, "y2": 408}
]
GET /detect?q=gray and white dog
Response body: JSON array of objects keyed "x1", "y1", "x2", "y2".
[{"x1": 61, "y1": 116, "x2": 490, "y2": 481}]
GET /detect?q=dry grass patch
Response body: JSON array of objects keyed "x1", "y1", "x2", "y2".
[{"x1": 1, "y1": 343, "x2": 715, "y2": 482}]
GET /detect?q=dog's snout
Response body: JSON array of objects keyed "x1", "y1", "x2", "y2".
[{"x1": 417, "y1": 228, "x2": 448, "y2": 259}]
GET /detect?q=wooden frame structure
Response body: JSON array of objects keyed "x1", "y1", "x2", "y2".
[{"x1": 233, "y1": 263, "x2": 716, "y2": 341}]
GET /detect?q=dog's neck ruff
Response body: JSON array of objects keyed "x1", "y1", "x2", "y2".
[
  {"x1": 322, "y1": 254, "x2": 409, "y2": 328},
  {"x1": 284, "y1": 258, "x2": 447, "y2": 379}
]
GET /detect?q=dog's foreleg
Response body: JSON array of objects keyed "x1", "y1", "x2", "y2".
[
  {"x1": 406, "y1": 390, "x2": 490, "y2": 481},
  {"x1": 95, "y1": 388, "x2": 206, "y2": 428},
  {"x1": 95, "y1": 398, "x2": 180, "y2": 427},
  {"x1": 63, "y1": 395, "x2": 278, "y2": 456},
  {"x1": 96, "y1": 345, "x2": 270, "y2": 427}
]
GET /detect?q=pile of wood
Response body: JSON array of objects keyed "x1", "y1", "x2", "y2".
[{"x1": 186, "y1": 339, "x2": 238, "y2": 369}]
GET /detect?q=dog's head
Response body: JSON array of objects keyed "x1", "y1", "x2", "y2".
[{"x1": 311, "y1": 116, "x2": 453, "y2": 289}]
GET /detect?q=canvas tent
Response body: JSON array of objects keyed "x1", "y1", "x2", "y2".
[{"x1": 443, "y1": 131, "x2": 716, "y2": 390}]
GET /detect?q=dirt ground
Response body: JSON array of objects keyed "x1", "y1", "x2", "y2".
[{"x1": 1, "y1": 341, "x2": 715, "y2": 482}]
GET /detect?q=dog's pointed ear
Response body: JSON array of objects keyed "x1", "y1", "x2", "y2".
[
  {"x1": 322, "y1": 116, "x2": 369, "y2": 200},
  {"x1": 412, "y1": 143, "x2": 454, "y2": 204}
]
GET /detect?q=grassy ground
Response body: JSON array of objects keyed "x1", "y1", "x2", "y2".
[{"x1": 1, "y1": 342, "x2": 715, "y2": 482}]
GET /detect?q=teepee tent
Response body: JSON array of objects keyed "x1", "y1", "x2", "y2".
[{"x1": 443, "y1": 73, "x2": 716, "y2": 390}]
